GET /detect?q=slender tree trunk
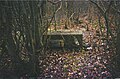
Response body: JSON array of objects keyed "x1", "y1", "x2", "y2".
[{"x1": 116, "y1": 21, "x2": 120, "y2": 77}]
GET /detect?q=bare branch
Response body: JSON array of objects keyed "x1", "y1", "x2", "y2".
[
  {"x1": 90, "y1": 0, "x2": 104, "y2": 14},
  {"x1": 105, "y1": 1, "x2": 113, "y2": 14},
  {"x1": 55, "y1": 0, "x2": 62, "y2": 13},
  {"x1": 47, "y1": 0, "x2": 61, "y2": 5},
  {"x1": 112, "y1": 6, "x2": 120, "y2": 15}
]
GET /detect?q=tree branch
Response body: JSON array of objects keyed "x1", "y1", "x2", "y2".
[
  {"x1": 90, "y1": 0, "x2": 104, "y2": 14},
  {"x1": 47, "y1": 0, "x2": 61, "y2": 5}
]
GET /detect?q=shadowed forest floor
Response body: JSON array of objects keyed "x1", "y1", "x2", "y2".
[
  {"x1": 37, "y1": 27, "x2": 114, "y2": 79},
  {"x1": 0, "y1": 20, "x2": 116, "y2": 79}
]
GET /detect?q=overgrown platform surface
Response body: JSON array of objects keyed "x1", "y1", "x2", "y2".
[
  {"x1": 38, "y1": 30, "x2": 113, "y2": 79},
  {"x1": 46, "y1": 30, "x2": 82, "y2": 35}
]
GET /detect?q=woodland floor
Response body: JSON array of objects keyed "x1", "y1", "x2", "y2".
[
  {"x1": 37, "y1": 25, "x2": 114, "y2": 79},
  {"x1": 1, "y1": 23, "x2": 115, "y2": 78}
]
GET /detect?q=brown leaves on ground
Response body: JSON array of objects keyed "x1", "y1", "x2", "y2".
[{"x1": 37, "y1": 28, "x2": 113, "y2": 79}]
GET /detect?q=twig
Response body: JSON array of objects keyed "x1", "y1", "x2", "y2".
[{"x1": 47, "y1": 0, "x2": 61, "y2": 5}]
